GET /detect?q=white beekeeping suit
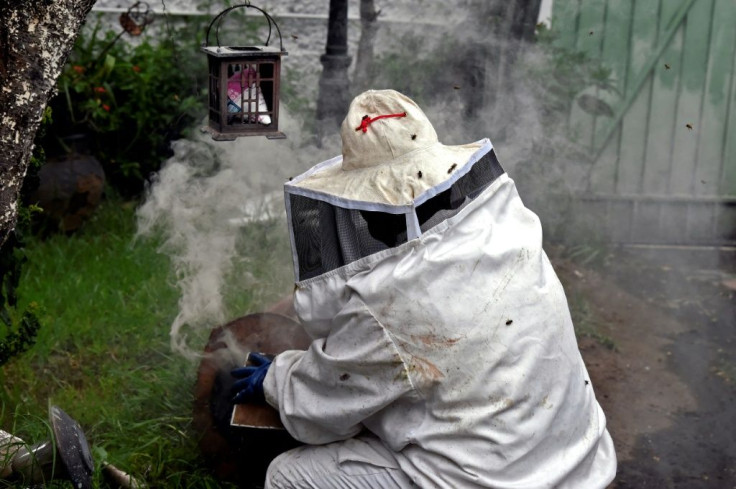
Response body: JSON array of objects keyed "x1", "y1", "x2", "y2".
[{"x1": 262, "y1": 89, "x2": 617, "y2": 488}]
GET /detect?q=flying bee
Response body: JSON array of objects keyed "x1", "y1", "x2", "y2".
[
  {"x1": 589, "y1": 30, "x2": 594, "y2": 36},
  {"x1": 686, "y1": 123, "x2": 693, "y2": 130},
  {"x1": 411, "y1": 134, "x2": 417, "y2": 140},
  {"x1": 417, "y1": 170, "x2": 423, "y2": 179},
  {"x1": 291, "y1": 34, "x2": 299, "y2": 40},
  {"x1": 453, "y1": 85, "x2": 461, "y2": 90},
  {"x1": 505, "y1": 319, "x2": 513, "y2": 325},
  {"x1": 664, "y1": 63, "x2": 671, "y2": 70}
]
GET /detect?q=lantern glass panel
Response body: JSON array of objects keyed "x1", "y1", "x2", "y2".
[{"x1": 224, "y1": 61, "x2": 274, "y2": 127}]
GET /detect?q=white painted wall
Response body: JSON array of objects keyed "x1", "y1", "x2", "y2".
[{"x1": 92, "y1": 0, "x2": 462, "y2": 24}]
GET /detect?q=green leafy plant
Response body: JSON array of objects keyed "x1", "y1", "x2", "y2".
[
  {"x1": 0, "y1": 228, "x2": 42, "y2": 368},
  {"x1": 43, "y1": 18, "x2": 207, "y2": 197},
  {"x1": 0, "y1": 302, "x2": 41, "y2": 368}
]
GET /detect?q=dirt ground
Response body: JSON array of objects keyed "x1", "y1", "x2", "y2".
[{"x1": 553, "y1": 248, "x2": 736, "y2": 489}]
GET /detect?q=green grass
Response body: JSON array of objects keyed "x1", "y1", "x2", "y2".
[
  {"x1": 568, "y1": 291, "x2": 617, "y2": 351},
  {"x1": 0, "y1": 196, "x2": 294, "y2": 487}
]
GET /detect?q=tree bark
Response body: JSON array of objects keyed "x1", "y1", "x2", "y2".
[{"x1": 0, "y1": 0, "x2": 95, "y2": 247}]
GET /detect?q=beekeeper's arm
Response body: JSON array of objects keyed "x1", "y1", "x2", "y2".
[{"x1": 261, "y1": 295, "x2": 415, "y2": 445}]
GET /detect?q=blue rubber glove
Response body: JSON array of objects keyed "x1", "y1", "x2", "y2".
[{"x1": 231, "y1": 352, "x2": 273, "y2": 404}]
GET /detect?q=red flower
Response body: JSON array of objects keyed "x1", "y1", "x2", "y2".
[
  {"x1": 132, "y1": 65, "x2": 141, "y2": 73},
  {"x1": 102, "y1": 104, "x2": 111, "y2": 112},
  {"x1": 72, "y1": 65, "x2": 85, "y2": 74},
  {"x1": 94, "y1": 86, "x2": 106, "y2": 94}
]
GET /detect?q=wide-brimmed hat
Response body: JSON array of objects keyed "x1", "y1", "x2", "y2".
[{"x1": 292, "y1": 89, "x2": 484, "y2": 205}]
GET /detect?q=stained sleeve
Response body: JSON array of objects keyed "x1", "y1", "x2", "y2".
[{"x1": 262, "y1": 295, "x2": 415, "y2": 445}]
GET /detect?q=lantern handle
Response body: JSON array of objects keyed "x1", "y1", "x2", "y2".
[
  {"x1": 204, "y1": 3, "x2": 284, "y2": 52},
  {"x1": 213, "y1": 2, "x2": 269, "y2": 48}
]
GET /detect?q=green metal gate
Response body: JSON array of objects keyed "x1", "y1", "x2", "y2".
[{"x1": 552, "y1": 0, "x2": 736, "y2": 246}]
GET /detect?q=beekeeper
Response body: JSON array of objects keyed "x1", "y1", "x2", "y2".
[{"x1": 232, "y1": 89, "x2": 617, "y2": 488}]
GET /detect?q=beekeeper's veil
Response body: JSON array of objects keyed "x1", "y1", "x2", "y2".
[{"x1": 285, "y1": 89, "x2": 503, "y2": 281}]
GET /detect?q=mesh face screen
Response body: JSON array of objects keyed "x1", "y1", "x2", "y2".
[
  {"x1": 418, "y1": 149, "x2": 505, "y2": 233},
  {"x1": 289, "y1": 150, "x2": 504, "y2": 281},
  {"x1": 289, "y1": 197, "x2": 398, "y2": 281}
]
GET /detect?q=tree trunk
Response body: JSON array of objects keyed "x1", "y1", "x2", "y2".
[
  {"x1": 0, "y1": 0, "x2": 95, "y2": 247},
  {"x1": 353, "y1": 0, "x2": 380, "y2": 92},
  {"x1": 316, "y1": 0, "x2": 351, "y2": 142},
  {"x1": 459, "y1": 0, "x2": 542, "y2": 121}
]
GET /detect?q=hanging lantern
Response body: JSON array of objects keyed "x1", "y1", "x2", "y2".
[{"x1": 201, "y1": 3, "x2": 287, "y2": 140}]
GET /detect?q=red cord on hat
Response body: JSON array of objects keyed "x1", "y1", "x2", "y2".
[{"x1": 355, "y1": 112, "x2": 407, "y2": 132}]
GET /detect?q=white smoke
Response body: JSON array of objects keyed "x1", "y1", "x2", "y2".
[{"x1": 136, "y1": 108, "x2": 338, "y2": 358}]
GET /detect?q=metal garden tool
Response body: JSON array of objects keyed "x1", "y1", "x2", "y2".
[{"x1": 0, "y1": 405, "x2": 93, "y2": 488}]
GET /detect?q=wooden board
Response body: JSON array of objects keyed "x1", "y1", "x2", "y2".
[
  {"x1": 695, "y1": 0, "x2": 736, "y2": 197},
  {"x1": 551, "y1": 0, "x2": 736, "y2": 245},
  {"x1": 641, "y1": 0, "x2": 683, "y2": 195},
  {"x1": 668, "y1": 0, "x2": 714, "y2": 195}
]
